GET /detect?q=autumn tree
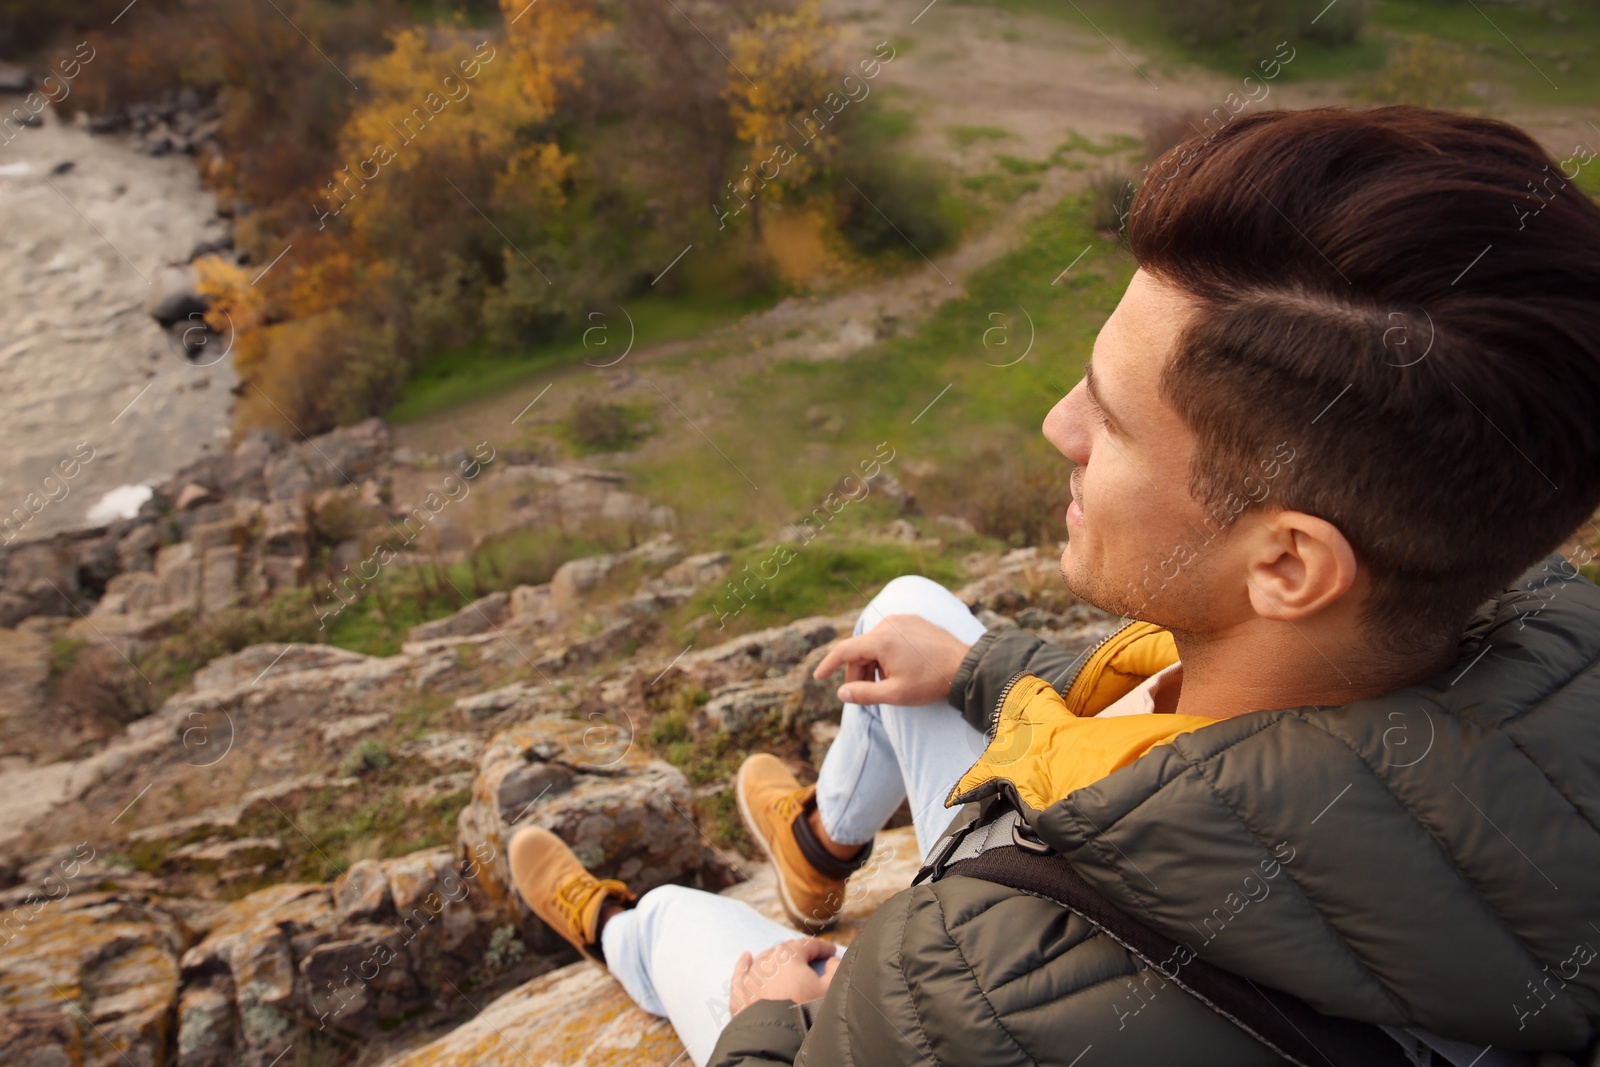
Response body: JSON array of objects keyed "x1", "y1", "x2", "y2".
[{"x1": 722, "y1": 0, "x2": 842, "y2": 238}]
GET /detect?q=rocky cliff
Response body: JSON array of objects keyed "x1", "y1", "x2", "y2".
[{"x1": 0, "y1": 419, "x2": 1117, "y2": 1066}]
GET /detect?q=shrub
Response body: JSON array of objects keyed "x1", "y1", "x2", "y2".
[
  {"x1": 1355, "y1": 35, "x2": 1476, "y2": 109},
  {"x1": 53, "y1": 642, "x2": 163, "y2": 737},
  {"x1": 1158, "y1": 0, "x2": 1370, "y2": 49},
  {"x1": 484, "y1": 924, "x2": 527, "y2": 972},
  {"x1": 561, "y1": 397, "x2": 652, "y2": 454},
  {"x1": 830, "y1": 107, "x2": 957, "y2": 259},
  {"x1": 1086, "y1": 171, "x2": 1137, "y2": 237},
  {"x1": 340, "y1": 739, "x2": 392, "y2": 777},
  {"x1": 915, "y1": 446, "x2": 1070, "y2": 549}
]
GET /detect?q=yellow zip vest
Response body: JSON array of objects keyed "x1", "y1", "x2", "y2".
[{"x1": 948, "y1": 621, "x2": 1219, "y2": 815}]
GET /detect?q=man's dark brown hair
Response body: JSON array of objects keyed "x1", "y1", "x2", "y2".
[{"x1": 1126, "y1": 104, "x2": 1600, "y2": 655}]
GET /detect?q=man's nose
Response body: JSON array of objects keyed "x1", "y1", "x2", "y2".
[{"x1": 1042, "y1": 383, "x2": 1091, "y2": 466}]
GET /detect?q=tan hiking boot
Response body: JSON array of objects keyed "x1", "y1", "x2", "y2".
[
  {"x1": 509, "y1": 826, "x2": 636, "y2": 963},
  {"x1": 735, "y1": 753, "x2": 873, "y2": 934}
]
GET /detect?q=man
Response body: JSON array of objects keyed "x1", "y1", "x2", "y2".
[{"x1": 511, "y1": 103, "x2": 1600, "y2": 1066}]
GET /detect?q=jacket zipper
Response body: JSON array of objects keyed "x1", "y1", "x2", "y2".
[{"x1": 985, "y1": 617, "x2": 1136, "y2": 739}]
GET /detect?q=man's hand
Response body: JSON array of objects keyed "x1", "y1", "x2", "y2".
[
  {"x1": 729, "y1": 938, "x2": 841, "y2": 1017},
  {"x1": 811, "y1": 613, "x2": 974, "y2": 708}
]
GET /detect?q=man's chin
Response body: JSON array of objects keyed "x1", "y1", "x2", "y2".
[{"x1": 1060, "y1": 545, "x2": 1145, "y2": 620}]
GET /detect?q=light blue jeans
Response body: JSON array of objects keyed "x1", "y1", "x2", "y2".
[{"x1": 601, "y1": 576, "x2": 990, "y2": 1066}]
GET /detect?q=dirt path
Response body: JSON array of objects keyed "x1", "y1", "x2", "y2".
[
  {"x1": 392, "y1": 1, "x2": 1339, "y2": 453},
  {"x1": 0, "y1": 107, "x2": 235, "y2": 542}
]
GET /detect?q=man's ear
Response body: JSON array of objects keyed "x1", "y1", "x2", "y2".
[{"x1": 1244, "y1": 511, "x2": 1359, "y2": 621}]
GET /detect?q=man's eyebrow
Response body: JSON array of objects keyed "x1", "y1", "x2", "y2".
[{"x1": 1082, "y1": 360, "x2": 1126, "y2": 434}]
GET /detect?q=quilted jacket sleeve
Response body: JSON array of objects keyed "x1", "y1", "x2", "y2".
[
  {"x1": 703, "y1": 999, "x2": 807, "y2": 1067},
  {"x1": 947, "y1": 626, "x2": 1089, "y2": 736}
]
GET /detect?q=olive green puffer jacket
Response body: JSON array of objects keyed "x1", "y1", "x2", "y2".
[{"x1": 707, "y1": 555, "x2": 1600, "y2": 1066}]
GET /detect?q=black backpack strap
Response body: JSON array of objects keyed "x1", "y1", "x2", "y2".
[{"x1": 943, "y1": 844, "x2": 1416, "y2": 1067}]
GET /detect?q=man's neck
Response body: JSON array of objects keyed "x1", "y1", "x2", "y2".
[{"x1": 1164, "y1": 624, "x2": 1459, "y2": 720}]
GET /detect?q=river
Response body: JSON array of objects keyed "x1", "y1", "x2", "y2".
[{"x1": 0, "y1": 103, "x2": 235, "y2": 543}]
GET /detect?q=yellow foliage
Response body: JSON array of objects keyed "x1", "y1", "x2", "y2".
[
  {"x1": 724, "y1": 0, "x2": 841, "y2": 195},
  {"x1": 494, "y1": 140, "x2": 578, "y2": 211},
  {"x1": 340, "y1": 27, "x2": 541, "y2": 180},
  {"x1": 194, "y1": 254, "x2": 270, "y2": 377},
  {"x1": 762, "y1": 205, "x2": 852, "y2": 290},
  {"x1": 499, "y1": 0, "x2": 604, "y2": 117}
]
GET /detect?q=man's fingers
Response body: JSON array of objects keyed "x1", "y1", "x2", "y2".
[
  {"x1": 799, "y1": 937, "x2": 837, "y2": 962},
  {"x1": 813, "y1": 636, "x2": 863, "y2": 680},
  {"x1": 837, "y1": 677, "x2": 906, "y2": 707}
]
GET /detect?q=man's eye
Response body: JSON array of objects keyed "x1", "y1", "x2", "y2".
[{"x1": 1090, "y1": 402, "x2": 1113, "y2": 431}]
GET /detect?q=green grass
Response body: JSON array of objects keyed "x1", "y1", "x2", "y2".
[
  {"x1": 945, "y1": 0, "x2": 1600, "y2": 103},
  {"x1": 947, "y1": 0, "x2": 1386, "y2": 82},
  {"x1": 386, "y1": 292, "x2": 771, "y2": 423},
  {"x1": 1367, "y1": 0, "x2": 1600, "y2": 108},
  {"x1": 997, "y1": 153, "x2": 1052, "y2": 175},
  {"x1": 322, "y1": 526, "x2": 627, "y2": 656},
  {"x1": 948, "y1": 124, "x2": 1015, "y2": 148},
  {"x1": 621, "y1": 184, "x2": 1129, "y2": 555},
  {"x1": 236, "y1": 780, "x2": 471, "y2": 886},
  {"x1": 675, "y1": 541, "x2": 967, "y2": 641}
]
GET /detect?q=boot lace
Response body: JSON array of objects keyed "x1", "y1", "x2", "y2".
[{"x1": 552, "y1": 874, "x2": 632, "y2": 945}]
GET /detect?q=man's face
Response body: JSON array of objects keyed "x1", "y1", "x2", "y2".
[{"x1": 1043, "y1": 268, "x2": 1243, "y2": 628}]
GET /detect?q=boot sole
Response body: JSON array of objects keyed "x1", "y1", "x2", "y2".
[{"x1": 735, "y1": 762, "x2": 837, "y2": 935}]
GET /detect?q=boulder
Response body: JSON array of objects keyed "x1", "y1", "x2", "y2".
[
  {"x1": 377, "y1": 962, "x2": 679, "y2": 1067},
  {"x1": 307, "y1": 419, "x2": 390, "y2": 489},
  {"x1": 454, "y1": 682, "x2": 569, "y2": 723},
  {"x1": 175, "y1": 483, "x2": 216, "y2": 510},
  {"x1": 255, "y1": 556, "x2": 306, "y2": 597},
  {"x1": 321, "y1": 710, "x2": 389, "y2": 744},
  {"x1": 640, "y1": 550, "x2": 729, "y2": 594},
  {"x1": 150, "y1": 284, "x2": 207, "y2": 329},
  {"x1": 529, "y1": 614, "x2": 654, "y2": 677},
  {"x1": 200, "y1": 545, "x2": 240, "y2": 614},
  {"x1": 178, "y1": 884, "x2": 334, "y2": 1067},
  {"x1": 696, "y1": 642, "x2": 844, "y2": 740},
  {"x1": 700, "y1": 679, "x2": 795, "y2": 738},
  {"x1": 176, "y1": 847, "x2": 490, "y2": 1056},
  {"x1": 117, "y1": 523, "x2": 161, "y2": 573},
  {"x1": 378, "y1": 825, "x2": 923, "y2": 1067},
  {"x1": 455, "y1": 717, "x2": 701, "y2": 940},
  {"x1": 675, "y1": 616, "x2": 843, "y2": 689},
  {"x1": 75, "y1": 533, "x2": 122, "y2": 592},
  {"x1": 1, "y1": 542, "x2": 80, "y2": 623},
  {"x1": 406, "y1": 591, "x2": 511, "y2": 643},
  {"x1": 175, "y1": 983, "x2": 237, "y2": 1067},
  {"x1": 262, "y1": 453, "x2": 313, "y2": 502},
  {"x1": 225, "y1": 429, "x2": 283, "y2": 499},
  {"x1": 508, "y1": 583, "x2": 553, "y2": 620},
  {"x1": 332, "y1": 858, "x2": 392, "y2": 925},
  {"x1": 0, "y1": 892, "x2": 188, "y2": 1067},
  {"x1": 189, "y1": 642, "x2": 371, "y2": 692},
  {"x1": 169, "y1": 835, "x2": 285, "y2": 873},
  {"x1": 550, "y1": 554, "x2": 620, "y2": 611},
  {"x1": 621, "y1": 587, "x2": 693, "y2": 617},
  {"x1": 154, "y1": 542, "x2": 202, "y2": 613},
  {"x1": 188, "y1": 519, "x2": 241, "y2": 552},
  {"x1": 260, "y1": 499, "x2": 309, "y2": 556}
]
